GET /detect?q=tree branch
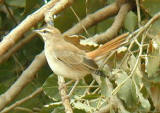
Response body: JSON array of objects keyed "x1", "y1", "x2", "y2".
[
  {"x1": 86, "y1": 2, "x2": 132, "y2": 44},
  {"x1": 0, "y1": 0, "x2": 60, "y2": 56},
  {"x1": 64, "y1": 1, "x2": 120, "y2": 36},
  {"x1": 58, "y1": 76, "x2": 73, "y2": 113},
  {"x1": 1, "y1": 88, "x2": 42, "y2": 113},
  {"x1": 0, "y1": 33, "x2": 37, "y2": 64},
  {"x1": 0, "y1": 51, "x2": 46, "y2": 110}
]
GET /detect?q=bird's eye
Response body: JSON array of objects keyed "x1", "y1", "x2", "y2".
[{"x1": 43, "y1": 30, "x2": 49, "y2": 33}]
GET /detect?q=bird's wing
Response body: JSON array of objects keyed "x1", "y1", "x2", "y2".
[{"x1": 54, "y1": 50, "x2": 98, "y2": 71}]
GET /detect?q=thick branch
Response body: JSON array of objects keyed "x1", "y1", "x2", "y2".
[
  {"x1": 0, "y1": 0, "x2": 71, "y2": 56},
  {"x1": 64, "y1": 2, "x2": 120, "y2": 36},
  {"x1": 88, "y1": 3, "x2": 132, "y2": 44},
  {"x1": 0, "y1": 33, "x2": 37, "y2": 64},
  {"x1": 0, "y1": 51, "x2": 46, "y2": 110}
]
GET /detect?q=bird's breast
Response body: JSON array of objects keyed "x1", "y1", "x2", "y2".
[{"x1": 44, "y1": 47, "x2": 88, "y2": 80}]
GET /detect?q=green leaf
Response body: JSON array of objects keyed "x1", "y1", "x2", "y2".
[
  {"x1": 54, "y1": 0, "x2": 86, "y2": 32},
  {"x1": 6, "y1": 0, "x2": 25, "y2": 8},
  {"x1": 149, "y1": 19, "x2": 160, "y2": 35},
  {"x1": 124, "y1": 11, "x2": 137, "y2": 32},
  {"x1": 146, "y1": 41, "x2": 160, "y2": 78},
  {"x1": 0, "y1": 84, "x2": 7, "y2": 94},
  {"x1": 69, "y1": 80, "x2": 87, "y2": 97},
  {"x1": 72, "y1": 101, "x2": 95, "y2": 112},
  {"x1": 52, "y1": 107, "x2": 65, "y2": 113},
  {"x1": 24, "y1": 0, "x2": 40, "y2": 15},
  {"x1": 128, "y1": 55, "x2": 143, "y2": 87},
  {"x1": 140, "y1": 0, "x2": 160, "y2": 16},
  {"x1": 40, "y1": 102, "x2": 63, "y2": 113},
  {"x1": 73, "y1": 109, "x2": 86, "y2": 113},
  {"x1": 82, "y1": 94, "x2": 101, "y2": 100},
  {"x1": 86, "y1": 0, "x2": 106, "y2": 13},
  {"x1": 141, "y1": 0, "x2": 160, "y2": 35},
  {"x1": 108, "y1": 0, "x2": 116, "y2": 4},
  {"x1": 101, "y1": 77, "x2": 112, "y2": 97},
  {"x1": 43, "y1": 74, "x2": 60, "y2": 100},
  {"x1": 134, "y1": 80, "x2": 150, "y2": 112},
  {"x1": 114, "y1": 69, "x2": 138, "y2": 109}
]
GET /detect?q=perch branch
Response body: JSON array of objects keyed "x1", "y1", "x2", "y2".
[{"x1": 58, "y1": 76, "x2": 73, "y2": 113}]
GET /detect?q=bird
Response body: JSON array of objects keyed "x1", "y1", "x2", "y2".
[
  {"x1": 34, "y1": 26, "x2": 127, "y2": 80},
  {"x1": 34, "y1": 26, "x2": 105, "y2": 80}
]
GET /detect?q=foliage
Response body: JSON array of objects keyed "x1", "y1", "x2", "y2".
[{"x1": 1, "y1": 0, "x2": 160, "y2": 113}]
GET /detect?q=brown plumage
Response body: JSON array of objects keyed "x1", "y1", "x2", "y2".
[{"x1": 34, "y1": 27, "x2": 127, "y2": 80}]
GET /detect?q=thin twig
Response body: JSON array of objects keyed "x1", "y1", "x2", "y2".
[
  {"x1": 14, "y1": 107, "x2": 34, "y2": 113},
  {"x1": 94, "y1": 104, "x2": 113, "y2": 113},
  {"x1": 136, "y1": 0, "x2": 141, "y2": 27},
  {"x1": 84, "y1": 80, "x2": 96, "y2": 95},
  {"x1": 94, "y1": 77, "x2": 128, "y2": 113},
  {"x1": 112, "y1": 28, "x2": 147, "y2": 96},
  {"x1": 64, "y1": 1, "x2": 120, "y2": 35},
  {"x1": 70, "y1": 6, "x2": 89, "y2": 37},
  {"x1": 65, "y1": 80, "x2": 75, "y2": 86},
  {"x1": 4, "y1": 1, "x2": 17, "y2": 25},
  {"x1": 68, "y1": 80, "x2": 79, "y2": 97}
]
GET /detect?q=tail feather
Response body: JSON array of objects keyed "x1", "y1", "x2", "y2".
[{"x1": 87, "y1": 33, "x2": 128, "y2": 59}]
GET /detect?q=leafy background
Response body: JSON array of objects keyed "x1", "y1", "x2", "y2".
[{"x1": 0, "y1": 0, "x2": 160, "y2": 113}]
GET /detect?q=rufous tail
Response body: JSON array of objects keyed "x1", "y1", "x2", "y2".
[{"x1": 87, "y1": 33, "x2": 129, "y2": 59}]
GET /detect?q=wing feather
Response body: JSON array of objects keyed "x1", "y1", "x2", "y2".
[{"x1": 54, "y1": 51, "x2": 98, "y2": 71}]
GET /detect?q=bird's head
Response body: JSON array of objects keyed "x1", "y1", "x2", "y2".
[{"x1": 34, "y1": 26, "x2": 61, "y2": 41}]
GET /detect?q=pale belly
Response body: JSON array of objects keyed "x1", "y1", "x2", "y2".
[{"x1": 45, "y1": 51, "x2": 89, "y2": 80}]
